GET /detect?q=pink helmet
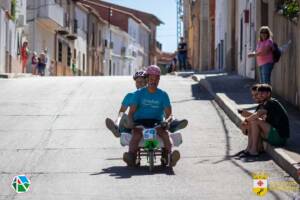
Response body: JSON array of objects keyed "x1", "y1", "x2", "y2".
[{"x1": 146, "y1": 65, "x2": 161, "y2": 76}]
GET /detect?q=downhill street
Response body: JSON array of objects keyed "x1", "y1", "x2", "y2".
[{"x1": 0, "y1": 76, "x2": 298, "y2": 200}]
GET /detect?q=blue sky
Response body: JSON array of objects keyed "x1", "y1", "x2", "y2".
[{"x1": 103, "y1": 0, "x2": 177, "y2": 53}]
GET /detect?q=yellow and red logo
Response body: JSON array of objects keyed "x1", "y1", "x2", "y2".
[{"x1": 252, "y1": 172, "x2": 268, "y2": 196}]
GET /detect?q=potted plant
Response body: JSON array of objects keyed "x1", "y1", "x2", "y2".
[{"x1": 276, "y1": 0, "x2": 300, "y2": 23}]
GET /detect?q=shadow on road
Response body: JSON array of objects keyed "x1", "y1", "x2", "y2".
[
  {"x1": 171, "y1": 83, "x2": 213, "y2": 104},
  {"x1": 90, "y1": 165, "x2": 175, "y2": 179},
  {"x1": 175, "y1": 72, "x2": 195, "y2": 78},
  {"x1": 210, "y1": 101, "x2": 282, "y2": 200},
  {"x1": 191, "y1": 83, "x2": 214, "y2": 101}
]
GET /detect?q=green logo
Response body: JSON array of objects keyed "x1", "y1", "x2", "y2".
[{"x1": 12, "y1": 175, "x2": 30, "y2": 193}]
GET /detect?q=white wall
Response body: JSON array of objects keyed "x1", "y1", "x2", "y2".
[
  {"x1": 102, "y1": 25, "x2": 110, "y2": 75},
  {"x1": 16, "y1": 0, "x2": 27, "y2": 21},
  {"x1": 75, "y1": 6, "x2": 87, "y2": 72},
  {"x1": 102, "y1": 22, "x2": 145, "y2": 76},
  {"x1": 6, "y1": 20, "x2": 17, "y2": 59},
  {"x1": 0, "y1": 9, "x2": 6, "y2": 73},
  {"x1": 129, "y1": 18, "x2": 149, "y2": 70},
  {"x1": 34, "y1": 23, "x2": 55, "y2": 68},
  {"x1": 215, "y1": 0, "x2": 227, "y2": 70},
  {"x1": 75, "y1": 6, "x2": 87, "y2": 32},
  {"x1": 139, "y1": 25, "x2": 150, "y2": 66},
  {"x1": 235, "y1": 0, "x2": 256, "y2": 78},
  {"x1": 128, "y1": 18, "x2": 139, "y2": 42},
  {"x1": 0, "y1": 0, "x2": 10, "y2": 10}
]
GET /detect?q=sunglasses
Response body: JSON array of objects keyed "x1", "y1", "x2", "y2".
[{"x1": 260, "y1": 31, "x2": 268, "y2": 34}]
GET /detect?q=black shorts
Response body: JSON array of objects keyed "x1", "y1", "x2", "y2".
[{"x1": 134, "y1": 119, "x2": 162, "y2": 128}]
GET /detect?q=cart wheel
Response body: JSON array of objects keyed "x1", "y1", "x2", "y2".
[
  {"x1": 135, "y1": 158, "x2": 141, "y2": 167},
  {"x1": 149, "y1": 151, "x2": 154, "y2": 172}
]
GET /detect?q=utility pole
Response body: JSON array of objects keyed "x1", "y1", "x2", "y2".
[
  {"x1": 177, "y1": 0, "x2": 183, "y2": 46},
  {"x1": 108, "y1": 7, "x2": 113, "y2": 75}
]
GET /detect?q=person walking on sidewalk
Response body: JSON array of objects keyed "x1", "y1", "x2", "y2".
[
  {"x1": 177, "y1": 37, "x2": 187, "y2": 71},
  {"x1": 21, "y1": 41, "x2": 30, "y2": 73},
  {"x1": 242, "y1": 84, "x2": 290, "y2": 157},
  {"x1": 248, "y1": 26, "x2": 274, "y2": 84}
]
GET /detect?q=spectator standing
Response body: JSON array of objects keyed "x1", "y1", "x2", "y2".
[
  {"x1": 177, "y1": 37, "x2": 187, "y2": 71},
  {"x1": 72, "y1": 59, "x2": 76, "y2": 75},
  {"x1": 248, "y1": 26, "x2": 274, "y2": 84},
  {"x1": 38, "y1": 52, "x2": 47, "y2": 76},
  {"x1": 49, "y1": 59, "x2": 56, "y2": 76},
  {"x1": 31, "y1": 52, "x2": 38, "y2": 75},
  {"x1": 21, "y1": 41, "x2": 30, "y2": 73}
]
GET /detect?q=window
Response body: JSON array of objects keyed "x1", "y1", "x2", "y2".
[
  {"x1": 73, "y1": 49, "x2": 77, "y2": 59},
  {"x1": 83, "y1": 54, "x2": 86, "y2": 72},
  {"x1": 99, "y1": 30, "x2": 102, "y2": 46},
  {"x1": 73, "y1": 19, "x2": 78, "y2": 34},
  {"x1": 92, "y1": 23, "x2": 95, "y2": 47},
  {"x1": 67, "y1": 47, "x2": 71, "y2": 66},
  {"x1": 58, "y1": 41, "x2": 62, "y2": 62},
  {"x1": 65, "y1": 13, "x2": 70, "y2": 27}
]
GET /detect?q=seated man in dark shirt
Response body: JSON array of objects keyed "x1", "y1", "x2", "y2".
[
  {"x1": 235, "y1": 84, "x2": 264, "y2": 157},
  {"x1": 243, "y1": 84, "x2": 290, "y2": 157}
]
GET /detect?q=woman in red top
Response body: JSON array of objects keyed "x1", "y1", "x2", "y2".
[
  {"x1": 21, "y1": 41, "x2": 30, "y2": 73},
  {"x1": 248, "y1": 26, "x2": 274, "y2": 84}
]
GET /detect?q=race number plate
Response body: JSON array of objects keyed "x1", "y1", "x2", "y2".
[{"x1": 143, "y1": 128, "x2": 157, "y2": 140}]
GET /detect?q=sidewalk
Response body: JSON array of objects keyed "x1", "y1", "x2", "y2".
[
  {"x1": 0, "y1": 73, "x2": 36, "y2": 78},
  {"x1": 190, "y1": 73, "x2": 300, "y2": 183}
]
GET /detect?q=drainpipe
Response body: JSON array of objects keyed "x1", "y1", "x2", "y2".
[
  {"x1": 87, "y1": 11, "x2": 90, "y2": 76},
  {"x1": 54, "y1": 31, "x2": 57, "y2": 76}
]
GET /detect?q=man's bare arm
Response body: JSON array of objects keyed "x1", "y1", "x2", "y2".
[
  {"x1": 118, "y1": 105, "x2": 128, "y2": 116},
  {"x1": 128, "y1": 105, "x2": 137, "y2": 118},
  {"x1": 240, "y1": 110, "x2": 252, "y2": 118},
  {"x1": 246, "y1": 109, "x2": 267, "y2": 122},
  {"x1": 164, "y1": 106, "x2": 173, "y2": 122}
]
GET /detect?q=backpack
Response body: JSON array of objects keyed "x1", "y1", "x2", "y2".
[{"x1": 272, "y1": 42, "x2": 281, "y2": 63}]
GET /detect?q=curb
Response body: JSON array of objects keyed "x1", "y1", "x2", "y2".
[
  {"x1": 192, "y1": 75, "x2": 300, "y2": 184},
  {"x1": 0, "y1": 74, "x2": 9, "y2": 78},
  {"x1": 0, "y1": 73, "x2": 35, "y2": 79}
]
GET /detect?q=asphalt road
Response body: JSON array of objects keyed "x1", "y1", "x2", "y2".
[{"x1": 0, "y1": 75, "x2": 299, "y2": 200}]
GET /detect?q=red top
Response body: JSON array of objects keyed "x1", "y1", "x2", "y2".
[{"x1": 21, "y1": 47, "x2": 29, "y2": 60}]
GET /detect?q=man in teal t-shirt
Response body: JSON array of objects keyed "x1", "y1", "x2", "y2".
[{"x1": 131, "y1": 87, "x2": 171, "y2": 122}]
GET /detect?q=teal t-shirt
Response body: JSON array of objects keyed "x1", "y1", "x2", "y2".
[
  {"x1": 131, "y1": 87, "x2": 171, "y2": 121},
  {"x1": 121, "y1": 93, "x2": 134, "y2": 107}
]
